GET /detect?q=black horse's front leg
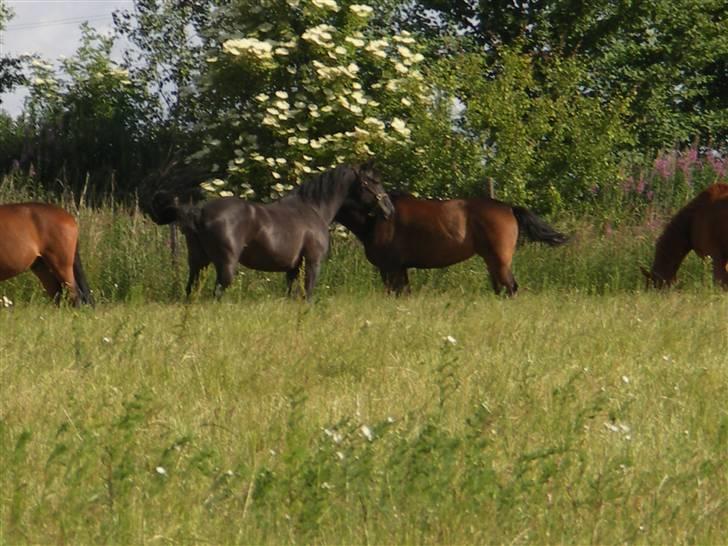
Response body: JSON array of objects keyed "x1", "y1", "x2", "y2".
[{"x1": 303, "y1": 260, "x2": 321, "y2": 301}]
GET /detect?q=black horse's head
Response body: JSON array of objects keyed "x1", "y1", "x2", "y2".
[{"x1": 351, "y1": 160, "x2": 394, "y2": 219}]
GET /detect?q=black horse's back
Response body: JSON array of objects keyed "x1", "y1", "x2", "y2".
[{"x1": 512, "y1": 206, "x2": 569, "y2": 246}]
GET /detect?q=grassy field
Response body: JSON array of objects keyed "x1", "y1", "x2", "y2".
[
  {"x1": 1, "y1": 201, "x2": 726, "y2": 544},
  {"x1": 1, "y1": 293, "x2": 726, "y2": 544}
]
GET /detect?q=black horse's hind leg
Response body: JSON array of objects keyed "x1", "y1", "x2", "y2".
[
  {"x1": 286, "y1": 261, "x2": 302, "y2": 297},
  {"x1": 185, "y1": 235, "x2": 211, "y2": 297}
]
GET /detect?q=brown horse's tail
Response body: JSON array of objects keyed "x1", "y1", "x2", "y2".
[
  {"x1": 512, "y1": 206, "x2": 569, "y2": 246},
  {"x1": 150, "y1": 191, "x2": 201, "y2": 232},
  {"x1": 73, "y1": 246, "x2": 95, "y2": 306}
]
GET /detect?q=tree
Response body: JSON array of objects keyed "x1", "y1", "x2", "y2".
[
  {"x1": 406, "y1": 0, "x2": 728, "y2": 149},
  {"x1": 190, "y1": 0, "x2": 435, "y2": 199},
  {"x1": 0, "y1": 2, "x2": 26, "y2": 102},
  {"x1": 19, "y1": 25, "x2": 157, "y2": 196}
]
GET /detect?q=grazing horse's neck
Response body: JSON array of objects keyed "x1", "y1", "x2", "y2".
[{"x1": 652, "y1": 208, "x2": 693, "y2": 284}]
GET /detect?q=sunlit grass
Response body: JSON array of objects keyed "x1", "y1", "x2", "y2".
[{"x1": 1, "y1": 293, "x2": 726, "y2": 544}]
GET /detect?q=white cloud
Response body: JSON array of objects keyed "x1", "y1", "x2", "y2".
[{"x1": 1, "y1": 0, "x2": 133, "y2": 116}]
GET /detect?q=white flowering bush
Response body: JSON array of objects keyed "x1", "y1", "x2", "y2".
[{"x1": 193, "y1": 0, "x2": 434, "y2": 199}]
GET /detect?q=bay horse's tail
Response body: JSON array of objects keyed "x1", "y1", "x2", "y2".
[
  {"x1": 73, "y1": 245, "x2": 94, "y2": 306},
  {"x1": 150, "y1": 191, "x2": 202, "y2": 232},
  {"x1": 512, "y1": 206, "x2": 569, "y2": 246}
]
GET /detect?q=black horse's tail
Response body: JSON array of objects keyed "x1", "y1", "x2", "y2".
[
  {"x1": 512, "y1": 206, "x2": 569, "y2": 246},
  {"x1": 150, "y1": 191, "x2": 201, "y2": 232},
  {"x1": 73, "y1": 245, "x2": 94, "y2": 306}
]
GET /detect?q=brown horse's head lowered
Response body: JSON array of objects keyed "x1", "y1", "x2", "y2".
[
  {"x1": 642, "y1": 183, "x2": 728, "y2": 290},
  {"x1": 0, "y1": 203, "x2": 94, "y2": 306}
]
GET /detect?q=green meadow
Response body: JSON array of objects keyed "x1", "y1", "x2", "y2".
[{"x1": 1, "y1": 206, "x2": 727, "y2": 544}]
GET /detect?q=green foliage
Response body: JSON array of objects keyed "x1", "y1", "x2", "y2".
[
  {"x1": 457, "y1": 47, "x2": 632, "y2": 212},
  {"x1": 191, "y1": 0, "x2": 434, "y2": 200},
  {"x1": 14, "y1": 26, "x2": 159, "y2": 197},
  {"x1": 0, "y1": 3, "x2": 25, "y2": 99},
  {"x1": 411, "y1": 0, "x2": 728, "y2": 150}
]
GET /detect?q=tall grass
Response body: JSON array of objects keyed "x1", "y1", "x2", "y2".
[
  {"x1": 1, "y1": 295, "x2": 726, "y2": 544},
  {"x1": 1, "y1": 158, "x2": 726, "y2": 544},
  {"x1": 2, "y1": 145, "x2": 725, "y2": 305}
]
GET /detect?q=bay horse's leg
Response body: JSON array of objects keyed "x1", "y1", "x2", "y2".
[
  {"x1": 483, "y1": 255, "x2": 518, "y2": 296},
  {"x1": 38, "y1": 253, "x2": 81, "y2": 306},
  {"x1": 380, "y1": 269, "x2": 395, "y2": 293},
  {"x1": 31, "y1": 259, "x2": 64, "y2": 305},
  {"x1": 380, "y1": 269, "x2": 408, "y2": 294},
  {"x1": 391, "y1": 268, "x2": 410, "y2": 295}
]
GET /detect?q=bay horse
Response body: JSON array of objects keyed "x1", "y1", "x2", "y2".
[
  {"x1": 641, "y1": 183, "x2": 728, "y2": 289},
  {"x1": 151, "y1": 162, "x2": 394, "y2": 299},
  {"x1": 0, "y1": 203, "x2": 93, "y2": 306},
  {"x1": 335, "y1": 192, "x2": 568, "y2": 295}
]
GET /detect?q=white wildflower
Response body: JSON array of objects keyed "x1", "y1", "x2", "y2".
[{"x1": 360, "y1": 425, "x2": 374, "y2": 441}]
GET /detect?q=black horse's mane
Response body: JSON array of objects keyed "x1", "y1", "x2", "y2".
[{"x1": 287, "y1": 164, "x2": 355, "y2": 205}]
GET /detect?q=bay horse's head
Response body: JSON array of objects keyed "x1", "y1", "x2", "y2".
[{"x1": 352, "y1": 160, "x2": 395, "y2": 219}]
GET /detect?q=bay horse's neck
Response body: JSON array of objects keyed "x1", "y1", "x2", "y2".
[
  {"x1": 335, "y1": 207, "x2": 374, "y2": 242},
  {"x1": 652, "y1": 208, "x2": 693, "y2": 284}
]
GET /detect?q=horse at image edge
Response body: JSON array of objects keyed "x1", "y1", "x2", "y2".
[
  {"x1": 0, "y1": 203, "x2": 94, "y2": 306},
  {"x1": 641, "y1": 183, "x2": 728, "y2": 289}
]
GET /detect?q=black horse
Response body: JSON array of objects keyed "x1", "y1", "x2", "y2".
[{"x1": 151, "y1": 162, "x2": 394, "y2": 299}]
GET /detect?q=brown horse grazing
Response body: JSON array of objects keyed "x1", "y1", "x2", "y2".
[
  {"x1": 0, "y1": 203, "x2": 93, "y2": 306},
  {"x1": 151, "y1": 162, "x2": 394, "y2": 299},
  {"x1": 641, "y1": 183, "x2": 728, "y2": 290},
  {"x1": 336, "y1": 192, "x2": 568, "y2": 295}
]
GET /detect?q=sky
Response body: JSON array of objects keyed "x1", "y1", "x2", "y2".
[{"x1": 1, "y1": 0, "x2": 133, "y2": 116}]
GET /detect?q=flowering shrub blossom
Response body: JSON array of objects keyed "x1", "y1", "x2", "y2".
[{"x1": 195, "y1": 0, "x2": 432, "y2": 199}]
